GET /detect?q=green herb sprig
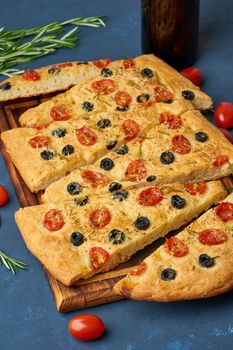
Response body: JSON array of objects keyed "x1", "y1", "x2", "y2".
[
  {"x1": 0, "y1": 249, "x2": 27, "y2": 275},
  {"x1": 0, "y1": 16, "x2": 106, "y2": 77}
]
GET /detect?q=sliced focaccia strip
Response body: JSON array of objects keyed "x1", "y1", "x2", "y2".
[
  {"x1": 0, "y1": 55, "x2": 211, "y2": 111},
  {"x1": 19, "y1": 68, "x2": 195, "y2": 127},
  {"x1": 42, "y1": 109, "x2": 233, "y2": 203},
  {"x1": 15, "y1": 180, "x2": 226, "y2": 286},
  {"x1": 1, "y1": 110, "x2": 153, "y2": 192},
  {"x1": 114, "y1": 193, "x2": 233, "y2": 301}
]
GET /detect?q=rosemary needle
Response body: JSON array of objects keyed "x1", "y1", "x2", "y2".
[
  {"x1": 0, "y1": 249, "x2": 27, "y2": 275},
  {"x1": 0, "y1": 16, "x2": 106, "y2": 77}
]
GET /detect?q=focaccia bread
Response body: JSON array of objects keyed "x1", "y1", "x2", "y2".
[
  {"x1": 1, "y1": 109, "x2": 154, "y2": 192},
  {"x1": 114, "y1": 193, "x2": 233, "y2": 301},
  {"x1": 15, "y1": 180, "x2": 226, "y2": 286},
  {"x1": 42, "y1": 108, "x2": 233, "y2": 203},
  {"x1": 0, "y1": 55, "x2": 212, "y2": 112}
]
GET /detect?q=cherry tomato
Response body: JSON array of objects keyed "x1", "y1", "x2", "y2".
[
  {"x1": 52, "y1": 62, "x2": 73, "y2": 69},
  {"x1": 218, "y1": 128, "x2": 233, "y2": 143},
  {"x1": 91, "y1": 79, "x2": 116, "y2": 95},
  {"x1": 171, "y1": 135, "x2": 191, "y2": 154},
  {"x1": 125, "y1": 159, "x2": 147, "y2": 182},
  {"x1": 28, "y1": 136, "x2": 50, "y2": 148},
  {"x1": 92, "y1": 58, "x2": 110, "y2": 69},
  {"x1": 43, "y1": 209, "x2": 64, "y2": 231},
  {"x1": 114, "y1": 91, "x2": 132, "y2": 107},
  {"x1": 122, "y1": 119, "x2": 140, "y2": 141},
  {"x1": 212, "y1": 154, "x2": 228, "y2": 167},
  {"x1": 0, "y1": 185, "x2": 9, "y2": 206},
  {"x1": 215, "y1": 202, "x2": 233, "y2": 222},
  {"x1": 159, "y1": 112, "x2": 182, "y2": 129},
  {"x1": 184, "y1": 181, "x2": 207, "y2": 196},
  {"x1": 22, "y1": 69, "x2": 40, "y2": 81},
  {"x1": 81, "y1": 170, "x2": 109, "y2": 188},
  {"x1": 154, "y1": 86, "x2": 173, "y2": 102},
  {"x1": 130, "y1": 261, "x2": 147, "y2": 275},
  {"x1": 180, "y1": 67, "x2": 202, "y2": 86},
  {"x1": 138, "y1": 187, "x2": 164, "y2": 206},
  {"x1": 32, "y1": 123, "x2": 50, "y2": 130},
  {"x1": 50, "y1": 106, "x2": 70, "y2": 121},
  {"x1": 164, "y1": 236, "x2": 189, "y2": 257},
  {"x1": 214, "y1": 102, "x2": 233, "y2": 129},
  {"x1": 198, "y1": 229, "x2": 227, "y2": 245},
  {"x1": 89, "y1": 247, "x2": 110, "y2": 270},
  {"x1": 122, "y1": 58, "x2": 135, "y2": 69},
  {"x1": 69, "y1": 314, "x2": 105, "y2": 341},
  {"x1": 76, "y1": 126, "x2": 97, "y2": 146},
  {"x1": 89, "y1": 208, "x2": 111, "y2": 229}
]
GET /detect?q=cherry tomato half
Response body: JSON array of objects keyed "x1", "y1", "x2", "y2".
[
  {"x1": 214, "y1": 102, "x2": 233, "y2": 129},
  {"x1": 0, "y1": 185, "x2": 9, "y2": 206},
  {"x1": 180, "y1": 67, "x2": 202, "y2": 86},
  {"x1": 69, "y1": 314, "x2": 105, "y2": 341}
]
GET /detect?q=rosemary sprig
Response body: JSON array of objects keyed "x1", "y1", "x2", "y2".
[
  {"x1": 0, "y1": 249, "x2": 27, "y2": 275},
  {"x1": 0, "y1": 16, "x2": 106, "y2": 77}
]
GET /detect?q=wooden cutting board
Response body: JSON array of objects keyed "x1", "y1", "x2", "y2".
[{"x1": 1, "y1": 94, "x2": 232, "y2": 312}]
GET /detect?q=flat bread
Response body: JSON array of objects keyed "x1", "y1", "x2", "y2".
[
  {"x1": 15, "y1": 180, "x2": 226, "y2": 286},
  {"x1": 114, "y1": 193, "x2": 233, "y2": 301},
  {"x1": 0, "y1": 55, "x2": 212, "y2": 112},
  {"x1": 42, "y1": 108, "x2": 233, "y2": 203}
]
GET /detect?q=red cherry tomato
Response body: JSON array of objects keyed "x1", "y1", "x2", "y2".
[
  {"x1": 122, "y1": 119, "x2": 140, "y2": 141},
  {"x1": 89, "y1": 247, "x2": 110, "y2": 270},
  {"x1": 130, "y1": 261, "x2": 147, "y2": 275},
  {"x1": 212, "y1": 155, "x2": 228, "y2": 167},
  {"x1": 32, "y1": 123, "x2": 50, "y2": 130},
  {"x1": 69, "y1": 314, "x2": 105, "y2": 341},
  {"x1": 218, "y1": 128, "x2": 233, "y2": 143},
  {"x1": 159, "y1": 112, "x2": 182, "y2": 129},
  {"x1": 89, "y1": 208, "x2": 111, "y2": 229},
  {"x1": 122, "y1": 58, "x2": 135, "y2": 69},
  {"x1": 138, "y1": 187, "x2": 164, "y2": 206},
  {"x1": 28, "y1": 136, "x2": 50, "y2": 148},
  {"x1": 125, "y1": 159, "x2": 147, "y2": 182},
  {"x1": 215, "y1": 202, "x2": 233, "y2": 222},
  {"x1": 50, "y1": 106, "x2": 70, "y2": 121},
  {"x1": 22, "y1": 69, "x2": 40, "y2": 81},
  {"x1": 154, "y1": 86, "x2": 173, "y2": 102},
  {"x1": 198, "y1": 229, "x2": 227, "y2": 245},
  {"x1": 180, "y1": 67, "x2": 202, "y2": 86},
  {"x1": 0, "y1": 185, "x2": 9, "y2": 206},
  {"x1": 184, "y1": 181, "x2": 207, "y2": 196},
  {"x1": 171, "y1": 135, "x2": 191, "y2": 154},
  {"x1": 164, "y1": 236, "x2": 189, "y2": 257},
  {"x1": 52, "y1": 62, "x2": 73, "y2": 69},
  {"x1": 76, "y1": 126, "x2": 97, "y2": 146},
  {"x1": 214, "y1": 102, "x2": 233, "y2": 129},
  {"x1": 91, "y1": 79, "x2": 116, "y2": 95},
  {"x1": 43, "y1": 209, "x2": 64, "y2": 231},
  {"x1": 92, "y1": 58, "x2": 110, "y2": 69},
  {"x1": 81, "y1": 170, "x2": 109, "y2": 188},
  {"x1": 114, "y1": 91, "x2": 132, "y2": 107}
]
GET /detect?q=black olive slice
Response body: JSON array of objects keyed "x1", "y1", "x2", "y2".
[
  {"x1": 48, "y1": 67, "x2": 60, "y2": 74},
  {"x1": 160, "y1": 151, "x2": 175, "y2": 164},
  {"x1": 116, "y1": 105, "x2": 129, "y2": 112},
  {"x1": 140, "y1": 68, "x2": 154, "y2": 78},
  {"x1": 62, "y1": 144, "x2": 74, "y2": 156},
  {"x1": 100, "y1": 158, "x2": 114, "y2": 170},
  {"x1": 198, "y1": 254, "x2": 214, "y2": 268},
  {"x1": 82, "y1": 101, "x2": 94, "y2": 112},
  {"x1": 74, "y1": 196, "x2": 89, "y2": 206},
  {"x1": 109, "y1": 229, "x2": 125, "y2": 244},
  {"x1": 112, "y1": 189, "x2": 128, "y2": 201},
  {"x1": 146, "y1": 175, "x2": 156, "y2": 182},
  {"x1": 134, "y1": 216, "x2": 150, "y2": 230},
  {"x1": 137, "y1": 93, "x2": 150, "y2": 103},
  {"x1": 51, "y1": 128, "x2": 67, "y2": 138},
  {"x1": 101, "y1": 68, "x2": 113, "y2": 77},
  {"x1": 182, "y1": 90, "x2": 195, "y2": 100},
  {"x1": 106, "y1": 140, "x2": 117, "y2": 150},
  {"x1": 0, "y1": 82, "x2": 12, "y2": 90},
  {"x1": 40, "y1": 150, "x2": 54, "y2": 160},
  {"x1": 171, "y1": 195, "x2": 186, "y2": 209},
  {"x1": 70, "y1": 232, "x2": 85, "y2": 246},
  {"x1": 195, "y1": 131, "x2": 208, "y2": 142},
  {"x1": 96, "y1": 118, "x2": 111, "y2": 129},
  {"x1": 109, "y1": 182, "x2": 122, "y2": 192},
  {"x1": 161, "y1": 268, "x2": 176, "y2": 281},
  {"x1": 115, "y1": 144, "x2": 128, "y2": 155},
  {"x1": 67, "y1": 182, "x2": 82, "y2": 195}
]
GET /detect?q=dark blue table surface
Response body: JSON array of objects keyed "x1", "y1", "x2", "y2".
[{"x1": 0, "y1": 1, "x2": 233, "y2": 349}]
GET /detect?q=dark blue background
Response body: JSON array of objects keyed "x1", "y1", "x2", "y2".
[{"x1": 0, "y1": 1, "x2": 233, "y2": 349}]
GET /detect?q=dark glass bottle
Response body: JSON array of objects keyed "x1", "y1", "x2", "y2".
[{"x1": 142, "y1": 0, "x2": 200, "y2": 70}]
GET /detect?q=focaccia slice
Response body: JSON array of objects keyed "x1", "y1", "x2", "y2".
[
  {"x1": 15, "y1": 180, "x2": 226, "y2": 286},
  {"x1": 42, "y1": 109, "x2": 233, "y2": 203},
  {"x1": 114, "y1": 193, "x2": 233, "y2": 301},
  {"x1": 0, "y1": 55, "x2": 212, "y2": 112},
  {"x1": 1, "y1": 109, "x2": 154, "y2": 192}
]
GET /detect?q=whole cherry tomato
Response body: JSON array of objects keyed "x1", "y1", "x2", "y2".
[
  {"x1": 0, "y1": 185, "x2": 9, "y2": 206},
  {"x1": 69, "y1": 314, "x2": 105, "y2": 341},
  {"x1": 218, "y1": 128, "x2": 233, "y2": 143},
  {"x1": 180, "y1": 67, "x2": 202, "y2": 86},
  {"x1": 214, "y1": 102, "x2": 233, "y2": 129}
]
